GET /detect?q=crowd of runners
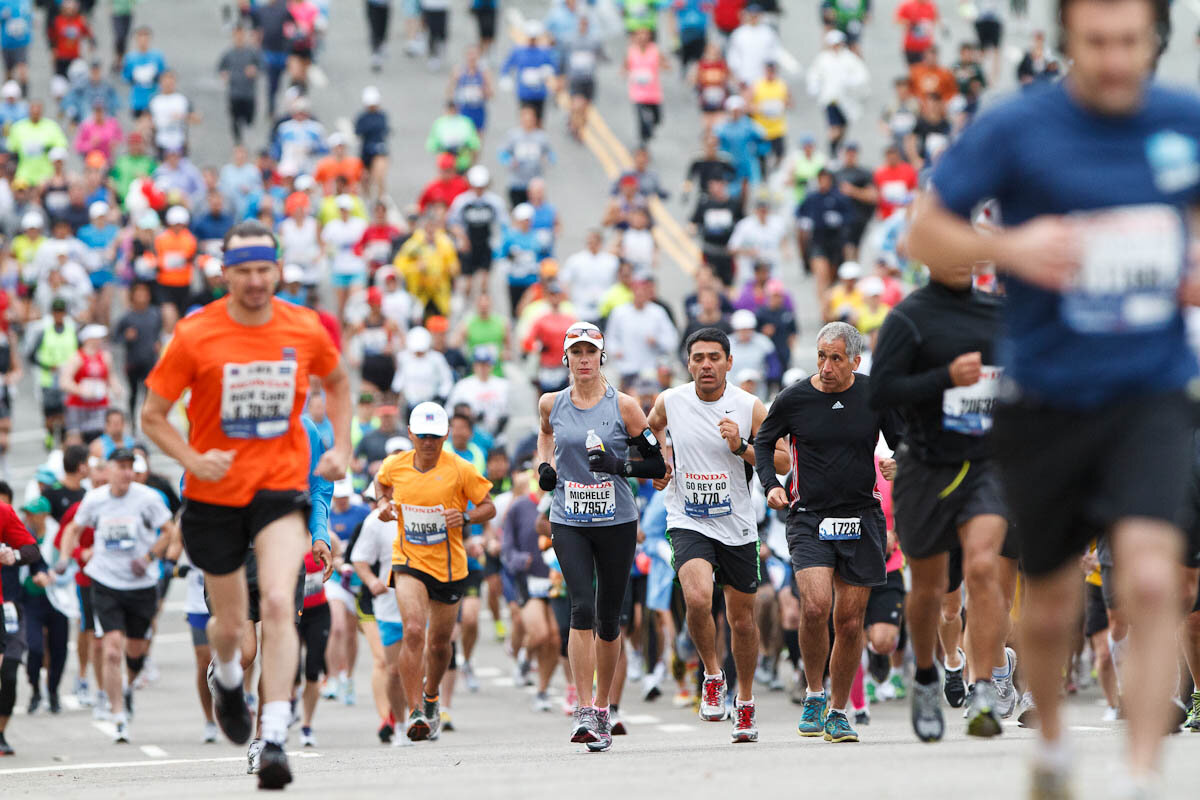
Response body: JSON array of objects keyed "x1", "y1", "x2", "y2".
[{"x1": 0, "y1": 0, "x2": 1197, "y2": 798}]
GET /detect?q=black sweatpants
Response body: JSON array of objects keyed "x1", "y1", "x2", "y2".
[
  {"x1": 423, "y1": 8, "x2": 447, "y2": 58},
  {"x1": 551, "y1": 521, "x2": 638, "y2": 642},
  {"x1": 366, "y1": 1, "x2": 390, "y2": 53},
  {"x1": 229, "y1": 96, "x2": 256, "y2": 145},
  {"x1": 23, "y1": 594, "x2": 67, "y2": 699}
]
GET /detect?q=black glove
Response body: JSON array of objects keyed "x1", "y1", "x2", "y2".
[
  {"x1": 587, "y1": 448, "x2": 624, "y2": 476},
  {"x1": 537, "y1": 462, "x2": 558, "y2": 492}
]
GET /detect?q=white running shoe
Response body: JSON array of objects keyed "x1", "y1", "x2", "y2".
[
  {"x1": 203, "y1": 722, "x2": 219, "y2": 743},
  {"x1": 247, "y1": 739, "x2": 264, "y2": 774},
  {"x1": 300, "y1": 727, "x2": 317, "y2": 747},
  {"x1": 700, "y1": 672, "x2": 729, "y2": 721},
  {"x1": 532, "y1": 692, "x2": 552, "y2": 713},
  {"x1": 995, "y1": 647, "x2": 1018, "y2": 719},
  {"x1": 113, "y1": 719, "x2": 130, "y2": 744}
]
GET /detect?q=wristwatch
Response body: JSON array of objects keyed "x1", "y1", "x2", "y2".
[
  {"x1": 733, "y1": 439, "x2": 749, "y2": 456},
  {"x1": 462, "y1": 509, "x2": 472, "y2": 525}
]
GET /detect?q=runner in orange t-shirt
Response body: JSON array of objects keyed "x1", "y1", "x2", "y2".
[
  {"x1": 374, "y1": 401, "x2": 494, "y2": 742},
  {"x1": 140, "y1": 219, "x2": 350, "y2": 789},
  {"x1": 153, "y1": 205, "x2": 198, "y2": 327}
]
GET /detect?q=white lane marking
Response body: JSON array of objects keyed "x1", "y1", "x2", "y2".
[
  {"x1": 473, "y1": 666, "x2": 501, "y2": 678},
  {"x1": 1069, "y1": 725, "x2": 1111, "y2": 732},
  {"x1": 655, "y1": 724, "x2": 696, "y2": 733},
  {"x1": 0, "y1": 751, "x2": 322, "y2": 776},
  {"x1": 622, "y1": 714, "x2": 661, "y2": 725},
  {"x1": 140, "y1": 745, "x2": 168, "y2": 758},
  {"x1": 491, "y1": 677, "x2": 516, "y2": 688}
]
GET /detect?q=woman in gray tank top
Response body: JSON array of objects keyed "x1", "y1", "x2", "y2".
[{"x1": 535, "y1": 321, "x2": 666, "y2": 753}]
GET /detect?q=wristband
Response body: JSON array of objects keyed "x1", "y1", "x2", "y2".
[{"x1": 733, "y1": 439, "x2": 748, "y2": 456}]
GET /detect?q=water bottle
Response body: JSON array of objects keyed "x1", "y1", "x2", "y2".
[{"x1": 586, "y1": 429, "x2": 603, "y2": 480}]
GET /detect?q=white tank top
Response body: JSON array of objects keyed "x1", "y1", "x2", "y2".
[{"x1": 663, "y1": 382, "x2": 758, "y2": 546}]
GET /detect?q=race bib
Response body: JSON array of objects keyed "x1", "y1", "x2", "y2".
[
  {"x1": 22, "y1": 141, "x2": 41, "y2": 157},
  {"x1": 632, "y1": 68, "x2": 653, "y2": 86},
  {"x1": 79, "y1": 377, "x2": 107, "y2": 401},
  {"x1": 818, "y1": 517, "x2": 860, "y2": 541},
  {"x1": 220, "y1": 360, "x2": 297, "y2": 439},
  {"x1": 6, "y1": 17, "x2": 26, "y2": 38},
  {"x1": 526, "y1": 575, "x2": 552, "y2": 599},
  {"x1": 823, "y1": 209, "x2": 844, "y2": 227},
  {"x1": 535, "y1": 228, "x2": 553, "y2": 249},
  {"x1": 563, "y1": 480, "x2": 615, "y2": 524},
  {"x1": 303, "y1": 571, "x2": 324, "y2": 597},
  {"x1": 163, "y1": 253, "x2": 185, "y2": 270},
  {"x1": 702, "y1": 86, "x2": 726, "y2": 106},
  {"x1": 681, "y1": 471, "x2": 732, "y2": 519},
  {"x1": 99, "y1": 515, "x2": 137, "y2": 551},
  {"x1": 942, "y1": 365, "x2": 1002, "y2": 435},
  {"x1": 1062, "y1": 204, "x2": 1184, "y2": 334},
  {"x1": 514, "y1": 141, "x2": 541, "y2": 162},
  {"x1": 758, "y1": 98, "x2": 784, "y2": 118},
  {"x1": 401, "y1": 503, "x2": 448, "y2": 546},
  {"x1": 569, "y1": 50, "x2": 595, "y2": 72},
  {"x1": 704, "y1": 207, "x2": 732, "y2": 232},
  {"x1": 519, "y1": 67, "x2": 543, "y2": 87},
  {"x1": 2, "y1": 601, "x2": 17, "y2": 634},
  {"x1": 456, "y1": 84, "x2": 483, "y2": 105},
  {"x1": 132, "y1": 62, "x2": 157, "y2": 86},
  {"x1": 881, "y1": 180, "x2": 909, "y2": 204}
]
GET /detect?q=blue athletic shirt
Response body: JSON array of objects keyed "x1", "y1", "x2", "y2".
[
  {"x1": 932, "y1": 80, "x2": 1200, "y2": 408},
  {"x1": 303, "y1": 415, "x2": 333, "y2": 548}
]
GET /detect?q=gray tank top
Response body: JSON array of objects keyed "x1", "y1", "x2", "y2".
[{"x1": 549, "y1": 384, "x2": 639, "y2": 526}]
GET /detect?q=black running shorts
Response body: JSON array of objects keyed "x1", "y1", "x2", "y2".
[
  {"x1": 894, "y1": 451, "x2": 1009, "y2": 560},
  {"x1": 92, "y1": 581, "x2": 158, "y2": 639},
  {"x1": 994, "y1": 391, "x2": 1192, "y2": 577},
  {"x1": 392, "y1": 564, "x2": 466, "y2": 606},
  {"x1": 181, "y1": 489, "x2": 311, "y2": 576},
  {"x1": 668, "y1": 528, "x2": 760, "y2": 595},
  {"x1": 865, "y1": 569, "x2": 905, "y2": 628},
  {"x1": 785, "y1": 505, "x2": 887, "y2": 588}
]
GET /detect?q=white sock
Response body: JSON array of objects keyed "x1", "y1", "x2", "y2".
[
  {"x1": 704, "y1": 671, "x2": 723, "y2": 680},
  {"x1": 1108, "y1": 631, "x2": 1126, "y2": 694},
  {"x1": 806, "y1": 689, "x2": 826, "y2": 700},
  {"x1": 213, "y1": 653, "x2": 243, "y2": 691},
  {"x1": 992, "y1": 658, "x2": 1012, "y2": 683},
  {"x1": 735, "y1": 696, "x2": 754, "y2": 707},
  {"x1": 261, "y1": 701, "x2": 291, "y2": 745},
  {"x1": 1034, "y1": 737, "x2": 1071, "y2": 772},
  {"x1": 832, "y1": 706, "x2": 848, "y2": 717}
]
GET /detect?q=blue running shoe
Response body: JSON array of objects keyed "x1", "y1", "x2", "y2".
[
  {"x1": 797, "y1": 694, "x2": 827, "y2": 737},
  {"x1": 823, "y1": 710, "x2": 860, "y2": 743}
]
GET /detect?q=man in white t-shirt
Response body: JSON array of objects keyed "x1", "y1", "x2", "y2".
[
  {"x1": 728, "y1": 198, "x2": 789, "y2": 278},
  {"x1": 148, "y1": 70, "x2": 198, "y2": 155},
  {"x1": 605, "y1": 274, "x2": 678, "y2": 388},
  {"x1": 560, "y1": 228, "x2": 618, "y2": 321},
  {"x1": 350, "y1": 503, "x2": 408, "y2": 742},
  {"x1": 56, "y1": 448, "x2": 176, "y2": 743},
  {"x1": 447, "y1": 346, "x2": 511, "y2": 437}
]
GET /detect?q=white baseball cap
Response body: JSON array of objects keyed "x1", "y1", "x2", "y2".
[
  {"x1": 282, "y1": 264, "x2": 304, "y2": 284},
  {"x1": 512, "y1": 203, "x2": 534, "y2": 222},
  {"x1": 859, "y1": 275, "x2": 884, "y2": 297},
  {"x1": 466, "y1": 164, "x2": 490, "y2": 188},
  {"x1": 362, "y1": 86, "x2": 381, "y2": 106},
  {"x1": 21, "y1": 211, "x2": 43, "y2": 229},
  {"x1": 335, "y1": 194, "x2": 355, "y2": 211},
  {"x1": 837, "y1": 261, "x2": 863, "y2": 281},
  {"x1": 132, "y1": 454, "x2": 148, "y2": 474},
  {"x1": 409, "y1": 402, "x2": 449, "y2": 438},
  {"x1": 79, "y1": 324, "x2": 108, "y2": 342},
  {"x1": 204, "y1": 258, "x2": 223, "y2": 278},
  {"x1": 407, "y1": 326, "x2": 432, "y2": 353},
  {"x1": 327, "y1": 132, "x2": 346, "y2": 148},
  {"x1": 782, "y1": 367, "x2": 807, "y2": 387},
  {"x1": 332, "y1": 480, "x2": 354, "y2": 499},
  {"x1": 824, "y1": 29, "x2": 846, "y2": 47},
  {"x1": 735, "y1": 367, "x2": 763, "y2": 385},
  {"x1": 524, "y1": 19, "x2": 544, "y2": 39},
  {"x1": 724, "y1": 95, "x2": 746, "y2": 112},
  {"x1": 1, "y1": 81, "x2": 20, "y2": 99},
  {"x1": 88, "y1": 200, "x2": 109, "y2": 218},
  {"x1": 731, "y1": 309, "x2": 757, "y2": 330},
  {"x1": 563, "y1": 321, "x2": 604, "y2": 353},
  {"x1": 165, "y1": 206, "x2": 189, "y2": 226},
  {"x1": 385, "y1": 436, "x2": 412, "y2": 454},
  {"x1": 293, "y1": 174, "x2": 315, "y2": 192}
]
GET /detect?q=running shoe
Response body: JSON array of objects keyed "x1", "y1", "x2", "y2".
[
  {"x1": 609, "y1": 707, "x2": 627, "y2": 735},
  {"x1": 867, "y1": 651, "x2": 890, "y2": 684},
  {"x1": 113, "y1": 719, "x2": 130, "y2": 744},
  {"x1": 769, "y1": 672, "x2": 785, "y2": 692},
  {"x1": 1103, "y1": 706, "x2": 1121, "y2": 722},
  {"x1": 0, "y1": 732, "x2": 13, "y2": 756},
  {"x1": 47, "y1": 693, "x2": 60, "y2": 714},
  {"x1": 797, "y1": 694, "x2": 827, "y2": 737},
  {"x1": 1185, "y1": 692, "x2": 1200, "y2": 732},
  {"x1": 320, "y1": 679, "x2": 338, "y2": 700},
  {"x1": 405, "y1": 709, "x2": 431, "y2": 742},
  {"x1": 533, "y1": 691, "x2": 552, "y2": 713},
  {"x1": 888, "y1": 671, "x2": 907, "y2": 700},
  {"x1": 854, "y1": 708, "x2": 871, "y2": 727},
  {"x1": 642, "y1": 669, "x2": 663, "y2": 702},
  {"x1": 74, "y1": 678, "x2": 92, "y2": 708},
  {"x1": 93, "y1": 691, "x2": 110, "y2": 721},
  {"x1": 700, "y1": 672, "x2": 728, "y2": 721},
  {"x1": 911, "y1": 678, "x2": 945, "y2": 742},
  {"x1": 1030, "y1": 763, "x2": 1072, "y2": 800},
  {"x1": 563, "y1": 684, "x2": 579, "y2": 715},
  {"x1": 27, "y1": 691, "x2": 39, "y2": 714},
  {"x1": 439, "y1": 710, "x2": 454, "y2": 733},
  {"x1": 789, "y1": 680, "x2": 807, "y2": 706},
  {"x1": 865, "y1": 679, "x2": 879, "y2": 705},
  {"x1": 424, "y1": 696, "x2": 442, "y2": 740},
  {"x1": 123, "y1": 687, "x2": 133, "y2": 719},
  {"x1": 245, "y1": 692, "x2": 257, "y2": 717},
  {"x1": 257, "y1": 742, "x2": 293, "y2": 790},
  {"x1": 246, "y1": 739, "x2": 263, "y2": 774},
  {"x1": 965, "y1": 679, "x2": 1003, "y2": 738},
  {"x1": 514, "y1": 658, "x2": 534, "y2": 687},
  {"x1": 379, "y1": 717, "x2": 394, "y2": 744},
  {"x1": 587, "y1": 708, "x2": 613, "y2": 752},
  {"x1": 571, "y1": 706, "x2": 598, "y2": 744},
  {"x1": 943, "y1": 647, "x2": 967, "y2": 708},
  {"x1": 207, "y1": 661, "x2": 253, "y2": 745},
  {"x1": 342, "y1": 677, "x2": 357, "y2": 706},
  {"x1": 203, "y1": 722, "x2": 219, "y2": 743},
  {"x1": 300, "y1": 726, "x2": 317, "y2": 747},
  {"x1": 493, "y1": 619, "x2": 507, "y2": 642},
  {"x1": 672, "y1": 689, "x2": 693, "y2": 708},
  {"x1": 1169, "y1": 698, "x2": 1188, "y2": 734},
  {"x1": 462, "y1": 661, "x2": 480, "y2": 693},
  {"x1": 995, "y1": 646, "x2": 1018, "y2": 719},
  {"x1": 962, "y1": 683, "x2": 974, "y2": 719},
  {"x1": 731, "y1": 701, "x2": 758, "y2": 743},
  {"x1": 823, "y1": 710, "x2": 859, "y2": 743},
  {"x1": 1017, "y1": 691, "x2": 1040, "y2": 729},
  {"x1": 754, "y1": 656, "x2": 773, "y2": 687}
]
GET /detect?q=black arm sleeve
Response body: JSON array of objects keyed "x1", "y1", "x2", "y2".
[
  {"x1": 624, "y1": 448, "x2": 666, "y2": 480},
  {"x1": 754, "y1": 397, "x2": 789, "y2": 495},
  {"x1": 868, "y1": 308, "x2": 953, "y2": 411},
  {"x1": 17, "y1": 544, "x2": 43, "y2": 571}
]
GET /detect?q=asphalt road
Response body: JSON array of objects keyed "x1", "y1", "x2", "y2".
[{"x1": 1, "y1": 577, "x2": 1193, "y2": 799}]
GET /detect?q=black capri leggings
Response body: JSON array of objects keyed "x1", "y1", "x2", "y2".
[
  {"x1": 297, "y1": 603, "x2": 330, "y2": 683},
  {"x1": 551, "y1": 521, "x2": 638, "y2": 642}
]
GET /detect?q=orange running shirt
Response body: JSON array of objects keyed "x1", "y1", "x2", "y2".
[
  {"x1": 145, "y1": 297, "x2": 340, "y2": 506},
  {"x1": 154, "y1": 228, "x2": 197, "y2": 287},
  {"x1": 377, "y1": 449, "x2": 492, "y2": 583}
]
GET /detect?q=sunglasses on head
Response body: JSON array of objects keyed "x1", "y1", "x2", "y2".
[{"x1": 567, "y1": 326, "x2": 603, "y2": 340}]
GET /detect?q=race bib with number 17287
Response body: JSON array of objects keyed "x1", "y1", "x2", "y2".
[{"x1": 818, "y1": 517, "x2": 861, "y2": 541}]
